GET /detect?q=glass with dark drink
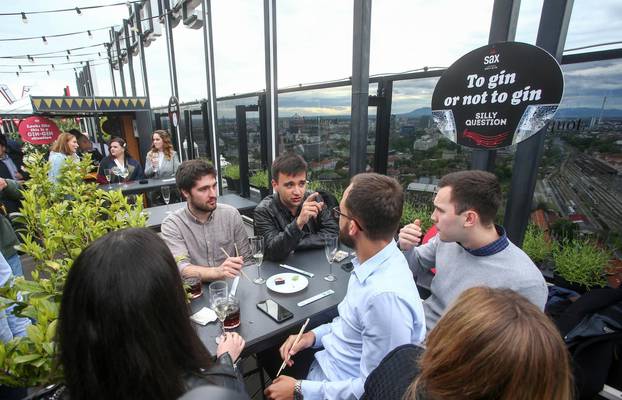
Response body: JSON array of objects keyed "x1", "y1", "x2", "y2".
[
  {"x1": 183, "y1": 272, "x2": 203, "y2": 299},
  {"x1": 223, "y1": 296, "x2": 241, "y2": 329}
]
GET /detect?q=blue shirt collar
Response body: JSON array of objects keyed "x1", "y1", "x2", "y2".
[
  {"x1": 352, "y1": 240, "x2": 399, "y2": 284},
  {"x1": 461, "y1": 225, "x2": 509, "y2": 256}
]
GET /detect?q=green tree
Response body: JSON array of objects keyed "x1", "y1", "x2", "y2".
[{"x1": 0, "y1": 154, "x2": 147, "y2": 387}]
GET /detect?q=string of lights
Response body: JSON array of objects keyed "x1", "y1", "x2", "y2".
[
  {"x1": 0, "y1": 61, "x2": 108, "y2": 76},
  {"x1": 0, "y1": 58, "x2": 108, "y2": 69},
  {"x1": 0, "y1": 26, "x2": 112, "y2": 42},
  {"x1": 1, "y1": 43, "x2": 107, "y2": 60},
  {"x1": 0, "y1": 2, "x2": 140, "y2": 19}
]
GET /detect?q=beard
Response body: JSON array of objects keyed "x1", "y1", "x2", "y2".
[
  {"x1": 189, "y1": 196, "x2": 217, "y2": 213},
  {"x1": 338, "y1": 225, "x2": 355, "y2": 249}
]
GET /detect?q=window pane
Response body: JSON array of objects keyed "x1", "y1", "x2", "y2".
[
  {"x1": 370, "y1": 0, "x2": 493, "y2": 76},
  {"x1": 277, "y1": 1, "x2": 352, "y2": 88},
  {"x1": 389, "y1": 78, "x2": 469, "y2": 204},
  {"x1": 531, "y1": 59, "x2": 622, "y2": 247},
  {"x1": 277, "y1": 86, "x2": 352, "y2": 186},
  {"x1": 565, "y1": 0, "x2": 622, "y2": 53}
]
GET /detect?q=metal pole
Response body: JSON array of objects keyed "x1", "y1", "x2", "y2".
[
  {"x1": 114, "y1": 29, "x2": 127, "y2": 96},
  {"x1": 134, "y1": 3, "x2": 151, "y2": 100},
  {"x1": 504, "y1": 0, "x2": 573, "y2": 246},
  {"x1": 373, "y1": 80, "x2": 392, "y2": 175},
  {"x1": 236, "y1": 105, "x2": 250, "y2": 198},
  {"x1": 471, "y1": 0, "x2": 521, "y2": 171},
  {"x1": 162, "y1": 0, "x2": 179, "y2": 98},
  {"x1": 263, "y1": 0, "x2": 278, "y2": 168},
  {"x1": 349, "y1": 0, "x2": 372, "y2": 177},
  {"x1": 106, "y1": 43, "x2": 117, "y2": 96},
  {"x1": 123, "y1": 19, "x2": 137, "y2": 96},
  {"x1": 201, "y1": 0, "x2": 220, "y2": 192}
]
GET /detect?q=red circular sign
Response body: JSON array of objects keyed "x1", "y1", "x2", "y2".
[{"x1": 18, "y1": 116, "x2": 61, "y2": 145}]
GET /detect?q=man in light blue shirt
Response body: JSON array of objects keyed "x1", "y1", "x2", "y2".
[{"x1": 265, "y1": 173, "x2": 425, "y2": 400}]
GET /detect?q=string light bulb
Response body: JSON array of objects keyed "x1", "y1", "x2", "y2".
[
  {"x1": 75, "y1": 7, "x2": 82, "y2": 15},
  {"x1": 51, "y1": 64, "x2": 55, "y2": 69},
  {"x1": 66, "y1": 55, "x2": 70, "y2": 61},
  {"x1": 27, "y1": 55, "x2": 34, "y2": 63},
  {"x1": 18, "y1": 65, "x2": 22, "y2": 71},
  {"x1": 42, "y1": 36, "x2": 48, "y2": 45},
  {"x1": 66, "y1": 49, "x2": 71, "y2": 55},
  {"x1": 87, "y1": 30, "x2": 92, "y2": 39},
  {"x1": 16, "y1": 71, "x2": 19, "y2": 77},
  {"x1": 21, "y1": 12, "x2": 27, "y2": 23},
  {"x1": 46, "y1": 70, "x2": 50, "y2": 76}
]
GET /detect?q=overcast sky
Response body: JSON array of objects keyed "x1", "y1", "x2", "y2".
[{"x1": 1, "y1": 0, "x2": 620, "y2": 113}]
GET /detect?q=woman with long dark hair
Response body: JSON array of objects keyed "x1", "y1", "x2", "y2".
[
  {"x1": 96, "y1": 137, "x2": 144, "y2": 184},
  {"x1": 36, "y1": 228, "x2": 247, "y2": 399}
]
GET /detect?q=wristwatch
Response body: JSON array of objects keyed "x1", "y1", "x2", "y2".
[{"x1": 294, "y1": 380, "x2": 304, "y2": 400}]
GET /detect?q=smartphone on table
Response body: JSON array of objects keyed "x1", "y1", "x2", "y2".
[{"x1": 257, "y1": 298, "x2": 294, "y2": 323}]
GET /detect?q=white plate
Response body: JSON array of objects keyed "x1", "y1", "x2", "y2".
[{"x1": 266, "y1": 273, "x2": 309, "y2": 294}]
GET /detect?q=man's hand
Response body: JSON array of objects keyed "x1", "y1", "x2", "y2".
[
  {"x1": 398, "y1": 219, "x2": 423, "y2": 251},
  {"x1": 264, "y1": 376, "x2": 297, "y2": 400},
  {"x1": 218, "y1": 256, "x2": 243, "y2": 278},
  {"x1": 279, "y1": 331, "x2": 315, "y2": 367},
  {"x1": 0, "y1": 178, "x2": 6, "y2": 191},
  {"x1": 296, "y1": 192, "x2": 324, "y2": 230}
]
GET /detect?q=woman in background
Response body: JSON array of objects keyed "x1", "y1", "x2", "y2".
[
  {"x1": 145, "y1": 130, "x2": 180, "y2": 179},
  {"x1": 48, "y1": 132, "x2": 79, "y2": 183},
  {"x1": 96, "y1": 137, "x2": 144, "y2": 184},
  {"x1": 34, "y1": 228, "x2": 247, "y2": 399}
]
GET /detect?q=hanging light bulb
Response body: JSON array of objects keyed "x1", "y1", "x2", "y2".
[
  {"x1": 21, "y1": 12, "x2": 27, "y2": 23},
  {"x1": 28, "y1": 55, "x2": 34, "y2": 63},
  {"x1": 46, "y1": 70, "x2": 50, "y2": 76},
  {"x1": 18, "y1": 65, "x2": 22, "y2": 71},
  {"x1": 87, "y1": 30, "x2": 93, "y2": 39},
  {"x1": 42, "y1": 36, "x2": 48, "y2": 45},
  {"x1": 98, "y1": 52, "x2": 101, "y2": 57},
  {"x1": 51, "y1": 64, "x2": 55, "y2": 69},
  {"x1": 16, "y1": 71, "x2": 20, "y2": 77},
  {"x1": 67, "y1": 49, "x2": 71, "y2": 55},
  {"x1": 66, "y1": 55, "x2": 70, "y2": 61},
  {"x1": 75, "y1": 7, "x2": 82, "y2": 15}
]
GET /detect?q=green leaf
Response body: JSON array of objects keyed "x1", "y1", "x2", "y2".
[{"x1": 13, "y1": 354, "x2": 42, "y2": 364}]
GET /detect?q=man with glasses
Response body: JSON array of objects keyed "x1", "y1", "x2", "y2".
[
  {"x1": 254, "y1": 153, "x2": 338, "y2": 261},
  {"x1": 399, "y1": 170, "x2": 547, "y2": 332},
  {"x1": 265, "y1": 173, "x2": 425, "y2": 400}
]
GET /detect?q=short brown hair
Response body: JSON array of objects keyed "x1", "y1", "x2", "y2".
[
  {"x1": 438, "y1": 170, "x2": 501, "y2": 226},
  {"x1": 406, "y1": 287, "x2": 573, "y2": 400},
  {"x1": 175, "y1": 159, "x2": 217, "y2": 193},
  {"x1": 50, "y1": 132, "x2": 77, "y2": 155},
  {"x1": 345, "y1": 173, "x2": 403, "y2": 241},
  {"x1": 271, "y1": 153, "x2": 307, "y2": 181}
]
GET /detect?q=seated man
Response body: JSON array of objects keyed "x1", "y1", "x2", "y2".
[
  {"x1": 0, "y1": 134, "x2": 24, "y2": 183},
  {"x1": 265, "y1": 173, "x2": 425, "y2": 400},
  {"x1": 69, "y1": 129, "x2": 104, "y2": 166},
  {"x1": 254, "y1": 153, "x2": 338, "y2": 261},
  {"x1": 161, "y1": 160, "x2": 251, "y2": 281},
  {"x1": 399, "y1": 170, "x2": 548, "y2": 332}
]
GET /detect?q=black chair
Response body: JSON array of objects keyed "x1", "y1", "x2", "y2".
[{"x1": 362, "y1": 344, "x2": 423, "y2": 400}]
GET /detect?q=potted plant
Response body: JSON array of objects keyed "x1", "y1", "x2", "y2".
[
  {"x1": 522, "y1": 224, "x2": 553, "y2": 276},
  {"x1": 249, "y1": 169, "x2": 271, "y2": 198},
  {"x1": 400, "y1": 200, "x2": 433, "y2": 234},
  {"x1": 223, "y1": 164, "x2": 240, "y2": 192},
  {"x1": 0, "y1": 153, "x2": 146, "y2": 389},
  {"x1": 552, "y1": 239, "x2": 611, "y2": 294}
]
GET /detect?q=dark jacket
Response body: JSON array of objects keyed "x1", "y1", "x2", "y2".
[
  {"x1": 96, "y1": 156, "x2": 144, "y2": 184},
  {"x1": 26, "y1": 353, "x2": 247, "y2": 399},
  {"x1": 253, "y1": 191, "x2": 339, "y2": 261}
]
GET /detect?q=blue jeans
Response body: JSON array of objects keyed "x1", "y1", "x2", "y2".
[{"x1": 5, "y1": 254, "x2": 22, "y2": 277}]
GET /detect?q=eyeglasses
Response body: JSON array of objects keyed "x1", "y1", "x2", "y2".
[{"x1": 331, "y1": 207, "x2": 364, "y2": 231}]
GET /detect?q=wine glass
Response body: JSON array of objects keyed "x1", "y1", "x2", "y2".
[
  {"x1": 119, "y1": 167, "x2": 130, "y2": 185},
  {"x1": 249, "y1": 236, "x2": 265, "y2": 284},
  {"x1": 209, "y1": 281, "x2": 228, "y2": 344},
  {"x1": 104, "y1": 168, "x2": 112, "y2": 188},
  {"x1": 324, "y1": 235, "x2": 338, "y2": 282},
  {"x1": 111, "y1": 166, "x2": 121, "y2": 184},
  {"x1": 161, "y1": 186, "x2": 171, "y2": 213}
]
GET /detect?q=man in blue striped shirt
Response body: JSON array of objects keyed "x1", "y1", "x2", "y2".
[{"x1": 265, "y1": 173, "x2": 426, "y2": 400}]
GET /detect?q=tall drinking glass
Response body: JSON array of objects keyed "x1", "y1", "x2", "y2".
[
  {"x1": 209, "y1": 280, "x2": 228, "y2": 344},
  {"x1": 249, "y1": 236, "x2": 265, "y2": 284},
  {"x1": 161, "y1": 186, "x2": 171, "y2": 213},
  {"x1": 324, "y1": 235, "x2": 338, "y2": 282},
  {"x1": 104, "y1": 168, "x2": 112, "y2": 188},
  {"x1": 119, "y1": 167, "x2": 129, "y2": 186}
]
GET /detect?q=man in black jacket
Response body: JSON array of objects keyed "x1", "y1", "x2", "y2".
[{"x1": 254, "y1": 153, "x2": 338, "y2": 261}]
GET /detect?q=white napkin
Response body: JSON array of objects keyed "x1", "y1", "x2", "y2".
[{"x1": 190, "y1": 307, "x2": 218, "y2": 325}]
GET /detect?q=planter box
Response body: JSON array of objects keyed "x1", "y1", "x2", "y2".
[
  {"x1": 225, "y1": 177, "x2": 240, "y2": 192},
  {"x1": 251, "y1": 185, "x2": 271, "y2": 199}
]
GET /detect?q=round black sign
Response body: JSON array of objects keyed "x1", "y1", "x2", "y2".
[{"x1": 431, "y1": 42, "x2": 564, "y2": 149}]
